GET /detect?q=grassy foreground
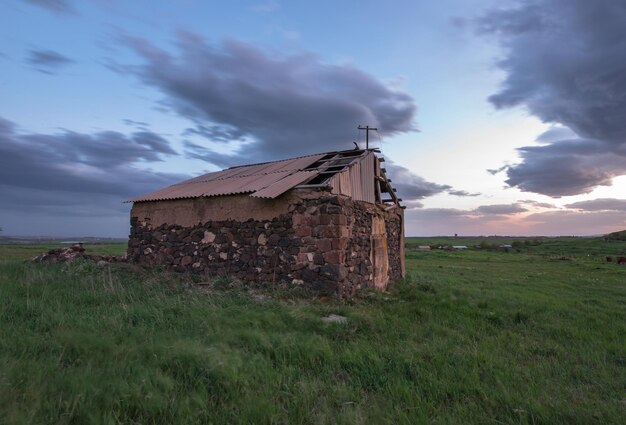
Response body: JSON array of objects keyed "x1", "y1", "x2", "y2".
[{"x1": 0, "y1": 240, "x2": 625, "y2": 424}]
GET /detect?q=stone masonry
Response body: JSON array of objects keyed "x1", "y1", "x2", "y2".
[{"x1": 128, "y1": 193, "x2": 404, "y2": 297}]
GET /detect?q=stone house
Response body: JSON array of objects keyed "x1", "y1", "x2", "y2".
[{"x1": 128, "y1": 148, "x2": 405, "y2": 297}]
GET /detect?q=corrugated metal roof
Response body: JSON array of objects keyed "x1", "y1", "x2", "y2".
[
  {"x1": 130, "y1": 151, "x2": 353, "y2": 202},
  {"x1": 250, "y1": 170, "x2": 318, "y2": 199}
]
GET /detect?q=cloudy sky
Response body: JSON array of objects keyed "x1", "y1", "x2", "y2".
[{"x1": 1, "y1": 0, "x2": 626, "y2": 237}]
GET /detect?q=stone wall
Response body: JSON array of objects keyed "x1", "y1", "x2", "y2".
[
  {"x1": 128, "y1": 191, "x2": 404, "y2": 297},
  {"x1": 385, "y1": 211, "x2": 404, "y2": 282}
]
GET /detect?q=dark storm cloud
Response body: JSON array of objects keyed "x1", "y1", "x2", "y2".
[
  {"x1": 404, "y1": 206, "x2": 512, "y2": 236},
  {"x1": 121, "y1": 31, "x2": 416, "y2": 164},
  {"x1": 0, "y1": 116, "x2": 184, "y2": 218},
  {"x1": 487, "y1": 165, "x2": 507, "y2": 176},
  {"x1": 523, "y1": 210, "x2": 626, "y2": 235},
  {"x1": 519, "y1": 199, "x2": 556, "y2": 209},
  {"x1": 182, "y1": 140, "x2": 248, "y2": 170},
  {"x1": 22, "y1": 0, "x2": 73, "y2": 14},
  {"x1": 407, "y1": 202, "x2": 527, "y2": 222},
  {"x1": 534, "y1": 127, "x2": 577, "y2": 144},
  {"x1": 26, "y1": 49, "x2": 74, "y2": 74},
  {"x1": 475, "y1": 203, "x2": 527, "y2": 215},
  {"x1": 564, "y1": 198, "x2": 626, "y2": 212},
  {"x1": 403, "y1": 201, "x2": 624, "y2": 236},
  {"x1": 503, "y1": 137, "x2": 626, "y2": 197},
  {"x1": 480, "y1": 0, "x2": 626, "y2": 196},
  {"x1": 403, "y1": 200, "x2": 424, "y2": 210},
  {"x1": 405, "y1": 206, "x2": 626, "y2": 236},
  {"x1": 448, "y1": 190, "x2": 481, "y2": 197},
  {"x1": 183, "y1": 124, "x2": 247, "y2": 144},
  {"x1": 384, "y1": 162, "x2": 451, "y2": 201},
  {"x1": 384, "y1": 162, "x2": 481, "y2": 202},
  {"x1": 122, "y1": 119, "x2": 150, "y2": 129}
]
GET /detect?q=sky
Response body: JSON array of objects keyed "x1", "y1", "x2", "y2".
[{"x1": 1, "y1": 0, "x2": 626, "y2": 237}]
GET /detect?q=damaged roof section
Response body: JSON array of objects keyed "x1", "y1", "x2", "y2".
[{"x1": 130, "y1": 149, "x2": 401, "y2": 206}]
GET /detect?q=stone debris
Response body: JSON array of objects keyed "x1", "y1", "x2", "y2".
[
  {"x1": 29, "y1": 243, "x2": 127, "y2": 264},
  {"x1": 321, "y1": 314, "x2": 348, "y2": 325}
]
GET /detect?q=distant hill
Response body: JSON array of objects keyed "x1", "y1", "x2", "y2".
[{"x1": 605, "y1": 230, "x2": 626, "y2": 241}]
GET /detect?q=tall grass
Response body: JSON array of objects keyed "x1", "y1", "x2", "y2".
[{"x1": 0, "y1": 241, "x2": 624, "y2": 424}]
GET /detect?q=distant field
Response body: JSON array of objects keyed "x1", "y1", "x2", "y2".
[
  {"x1": 406, "y1": 235, "x2": 626, "y2": 256},
  {"x1": 0, "y1": 239, "x2": 624, "y2": 424}
]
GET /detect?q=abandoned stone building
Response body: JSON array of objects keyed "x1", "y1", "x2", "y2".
[{"x1": 128, "y1": 148, "x2": 405, "y2": 297}]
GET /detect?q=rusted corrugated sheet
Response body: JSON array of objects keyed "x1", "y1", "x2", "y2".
[
  {"x1": 329, "y1": 171, "x2": 348, "y2": 198},
  {"x1": 329, "y1": 152, "x2": 376, "y2": 204},
  {"x1": 131, "y1": 153, "x2": 327, "y2": 202},
  {"x1": 359, "y1": 154, "x2": 376, "y2": 203},
  {"x1": 129, "y1": 148, "x2": 395, "y2": 205},
  {"x1": 251, "y1": 170, "x2": 318, "y2": 199},
  {"x1": 350, "y1": 157, "x2": 363, "y2": 200}
]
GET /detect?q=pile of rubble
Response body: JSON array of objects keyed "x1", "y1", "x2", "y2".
[{"x1": 30, "y1": 243, "x2": 126, "y2": 264}]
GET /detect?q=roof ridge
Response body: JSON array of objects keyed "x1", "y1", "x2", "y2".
[{"x1": 226, "y1": 148, "x2": 365, "y2": 170}]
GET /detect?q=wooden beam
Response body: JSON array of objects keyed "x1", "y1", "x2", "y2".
[{"x1": 377, "y1": 166, "x2": 402, "y2": 206}]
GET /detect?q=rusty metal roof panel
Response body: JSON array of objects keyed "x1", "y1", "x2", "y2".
[
  {"x1": 130, "y1": 150, "x2": 368, "y2": 202},
  {"x1": 168, "y1": 153, "x2": 326, "y2": 185},
  {"x1": 251, "y1": 170, "x2": 318, "y2": 199}
]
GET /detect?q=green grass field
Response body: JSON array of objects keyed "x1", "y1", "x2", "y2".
[{"x1": 0, "y1": 238, "x2": 625, "y2": 424}]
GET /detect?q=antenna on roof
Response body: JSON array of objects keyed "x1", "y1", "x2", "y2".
[{"x1": 357, "y1": 125, "x2": 378, "y2": 150}]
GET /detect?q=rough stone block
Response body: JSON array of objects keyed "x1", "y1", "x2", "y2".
[
  {"x1": 325, "y1": 205, "x2": 342, "y2": 214},
  {"x1": 323, "y1": 226, "x2": 339, "y2": 238},
  {"x1": 331, "y1": 238, "x2": 348, "y2": 250},
  {"x1": 333, "y1": 215, "x2": 348, "y2": 225},
  {"x1": 316, "y1": 238, "x2": 332, "y2": 252},
  {"x1": 295, "y1": 226, "x2": 311, "y2": 237},
  {"x1": 292, "y1": 214, "x2": 305, "y2": 227},
  {"x1": 319, "y1": 214, "x2": 333, "y2": 225},
  {"x1": 292, "y1": 262, "x2": 307, "y2": 271},
  {"x1": 319, "y1": 264, "x2": 348, "y2": 281},
  {"x1": 307, "y1": 215, "x2": 320, "y2": 226},
  {"x1": 323, "y1": 250, "x2": 344, "y2": 264}
]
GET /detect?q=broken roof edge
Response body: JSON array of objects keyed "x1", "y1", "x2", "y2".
[{"x1": 225, "y1": 147, "x2": 380, "y2": 171}]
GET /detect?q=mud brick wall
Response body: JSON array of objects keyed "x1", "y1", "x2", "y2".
[{"x1": 128, "y1": 193, "x2": 403, "y2": 297}]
